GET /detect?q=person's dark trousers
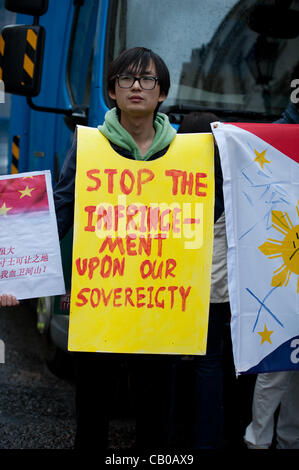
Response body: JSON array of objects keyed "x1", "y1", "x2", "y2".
[
  {"x1": 131, "y1": 354, "x2": 178, "y2": 450},
  {"x1": 73, "y1": 351, "x2": 125, "y2": 450},
  {"x1": 73, "y1": 351, "x2": 177, "y2": 451},
  {"x1": 193, "y1": 302, "x2": 230, "y2": 449}
]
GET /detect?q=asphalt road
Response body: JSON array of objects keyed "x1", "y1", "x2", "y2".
[{"x1": 0, "y1": 302, "x2": 135, "y2": 450}]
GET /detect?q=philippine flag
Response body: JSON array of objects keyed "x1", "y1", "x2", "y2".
[
  {"x1": 212, "y1": 123, "x2": 299, "y2": 374},
  {"x1": 0, "y1": 171, "x2": 65, "y2": 300}
]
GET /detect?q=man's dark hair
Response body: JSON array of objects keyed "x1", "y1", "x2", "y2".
[
  {"x1": 178, "y1": 112, "x2": 219, "y2": 134},
  {"x1": 107, "y1": 47, "x2": 170, "y2": 113}
]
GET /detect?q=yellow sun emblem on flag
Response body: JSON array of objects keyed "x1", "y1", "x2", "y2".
[{"x1": 259, "y1": 203, "x2": 299, "y2": 293}]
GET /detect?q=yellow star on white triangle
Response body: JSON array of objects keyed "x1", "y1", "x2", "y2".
[
  {"x1": 258, "y1": 324, "x2": 274, "y2": 345},
  {"x1": 254, "y1": 149, "x2": 271, "y2": 169},
  {"x1": 19, "y1": 186, "x2": 35, "y2": 199},
  {"x1": 0, "y1": 202, "x2": 12, "y2": 216}
]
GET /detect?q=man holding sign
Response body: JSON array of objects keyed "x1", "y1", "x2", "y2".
[{"x1": 54, "y1": 47, "x2": 223, "y2": 450}]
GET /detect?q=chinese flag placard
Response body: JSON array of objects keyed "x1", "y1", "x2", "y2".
[{"x1": 0, "y1": 171, "x2": 65, "y2": 300}]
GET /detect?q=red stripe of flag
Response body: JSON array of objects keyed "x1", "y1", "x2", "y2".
[{"x1": 229, "y1": 123, "x2": 299, "y2": 164}]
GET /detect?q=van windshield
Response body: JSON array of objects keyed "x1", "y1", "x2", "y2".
[{"x1": 106, "y1": 0, "x2": 299, "y2": 120}]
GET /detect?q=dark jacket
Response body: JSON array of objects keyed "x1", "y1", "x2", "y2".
[{"x1": 275, "y1": 103, "x2": 299, "y2": 124}]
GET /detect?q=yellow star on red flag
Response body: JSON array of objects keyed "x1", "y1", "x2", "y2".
[
  {"x1": 0, "y1": 202, "x2": 12, "y2": 216},
  {"x1": 19, "y1": 186, "x2": 35, "y2": 199}
]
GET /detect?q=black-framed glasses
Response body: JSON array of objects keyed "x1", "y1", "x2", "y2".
[{"x1": 116, "y1": 74, "x2": 159, "y2": 90}]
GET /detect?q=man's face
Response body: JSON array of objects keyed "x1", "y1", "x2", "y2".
[{"x1": 108, "y1": 60, "x2": 166, "y2": 118}]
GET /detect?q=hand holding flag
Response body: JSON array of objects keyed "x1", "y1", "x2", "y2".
[{"x1": 0, "y1": 293, "x2": 19, "y2": 307}]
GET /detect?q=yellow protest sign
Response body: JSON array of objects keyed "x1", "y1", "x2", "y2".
[{"x1": 68, "y1": 126, "x2": 215, "y2": 354}]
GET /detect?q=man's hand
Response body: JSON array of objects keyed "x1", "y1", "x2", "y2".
[{"x1": 0, "y1": 294, "x2": 20, "y2": 307}]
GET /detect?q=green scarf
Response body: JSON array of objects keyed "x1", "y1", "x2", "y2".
[{"x1": 98, "y1": 108, "x2": 176, "y2": 161}]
